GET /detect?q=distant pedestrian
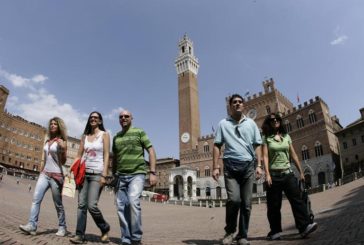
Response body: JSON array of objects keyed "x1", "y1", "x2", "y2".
[
  {"x1": 28, "y1": 184, "x2": 32, "y2": 192},
  {"x1": 112, "y1": 110, "x2": 157, "y2": 245},
  {"x1": 69, "y1": 111, "x2": 110, "y2": 244},
  {"x1": 19, "y1": 117, "x2": 68, "y2": 237},
  {"x1": 261, "y1": 113, "x2": 318, "y2": 240},
  {"x1": 17, "y1": 178, "x2": 20, "y2": 184},
  {"x1": 212, "y1": 94, "x2": 263, "y2": 245}
]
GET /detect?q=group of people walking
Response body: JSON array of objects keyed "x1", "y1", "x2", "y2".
[
  {"x1": 18, "y1": 93, "x2": 318, "y2": 245},
  {"x1": 213, "y1": 94, "x2": 318, "y2": 245},
  {"x1": 19, "y1": 109, "x2": 155, "y2": 245}
]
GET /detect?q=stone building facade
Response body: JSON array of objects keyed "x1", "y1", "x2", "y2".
[
  {"x1": 0, "y1": 85, "x2": 46, "y2": 174},
  {"x1": 335, "y1": 108, "x2": 364, "y2": 175},
  {"x1": 0, "y1": 85, "x2": 82, "y2": 176},
  {"x1": 171, "y1": 35, "x2": 342, "y2": 201}
]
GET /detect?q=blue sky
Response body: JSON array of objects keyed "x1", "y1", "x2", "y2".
[{"x1": 0, "y1": 1, "x2": 363, "y2": 159}]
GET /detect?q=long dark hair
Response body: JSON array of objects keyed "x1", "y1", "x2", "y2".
[
  {"x1": 83, "y1": 111, "x2": 106, "y2": 135},
  {"x1": 261, "y1": 113, "x2": 287, "y2": 137}
]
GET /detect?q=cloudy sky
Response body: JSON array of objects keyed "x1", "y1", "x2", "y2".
[{"x1": 0, "y1": 1, "x2": 363, "y2": 158}]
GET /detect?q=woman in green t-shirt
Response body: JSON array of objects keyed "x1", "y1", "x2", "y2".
[{"x1": 262, "y1": 113, "x2": 317, "y2": 240}]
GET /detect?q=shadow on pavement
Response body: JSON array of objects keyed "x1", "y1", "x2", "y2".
[{"x1": 182, "y1": 239, "x2": 222, "y2": 245}]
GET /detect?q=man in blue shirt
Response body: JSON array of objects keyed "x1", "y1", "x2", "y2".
[{"x1": 213, "y1": 94, "x2": 263, "y2": 245}]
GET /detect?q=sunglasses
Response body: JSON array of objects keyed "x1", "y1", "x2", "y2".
[
  {"x1": 269, "y1": 117, "x2": 280, "y2": 122},
  {"x1": 232, "y1": 100, "x2": 243, "y2": 105},
  {"x1": 119, "y1": 115, "x2": 130, "y2": 119},
  {"x1": 89, "y1": 116, "x2": 99, "y2": 119}
]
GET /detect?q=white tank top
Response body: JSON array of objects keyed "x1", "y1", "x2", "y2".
[
  {"x1": 83, "y1": 131, "x2": 104, "y2": 173},
  {"x1": 43, "y1": 141, "x2": 62, "y2": 173}
]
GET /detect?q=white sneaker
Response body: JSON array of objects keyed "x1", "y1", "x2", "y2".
[
  {"x1": 56, "y1": 226, "x2": 67, "y2": 237},
  {"x1": 222, "y1": 233, "x2": 235, "y2": 245},
  {"x1": 300, "y1": 222, "x2": 318, "y2": 238},
  {"x1": 19, "y1": 223, "x2": 36, "y2": 235}
]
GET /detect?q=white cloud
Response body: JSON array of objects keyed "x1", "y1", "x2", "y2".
[
  {"x1": 330, "y1": 26, "x2": 348, "y2": 46},
  {"x1": 0, "y1": 68, "x2": 48, "y2": 88},
  {"x1": 17, "y1": 88, "x2": 87, "y2": 138},
  {"x1": 330, "y1": 35, "x2": 348, "y2": 45},
  {"x1": 105, "y1": 107, "x2": 125, "y2": 120},
  {"x1": 0, "y1": 67, "x2": 86, "y2": 138}
]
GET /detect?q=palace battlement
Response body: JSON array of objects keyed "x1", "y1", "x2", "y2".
[
  {"x1": 198, "y1": 134, "x2": 214, "y2": 141},
  {"x1": 281, "y1": 96, "x2": 325, "y2": 116},
  {"x1": 3, "y1": 111, "x2": 45, "y2": 129}
]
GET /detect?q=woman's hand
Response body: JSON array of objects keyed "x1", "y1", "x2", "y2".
[
  {"x1": 266, "y1": 173, "x2": 272, "y2": 187},
  {"x1": 56, "y1": 138, "x2": 67, "y2": 151},
  {"x1": 99, "y1": 176, "x2": 106, "y2": 186}
]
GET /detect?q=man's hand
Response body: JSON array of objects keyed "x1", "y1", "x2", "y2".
[
  {"x1": 149, "y1": 174, "x2": 157, "y2": 186},
  {"x1": 255, "y1": 166, "x2": 263, "y2": 180},
  {"x1": 212, "y1": 168, "x2": 220, "y2": 182}
]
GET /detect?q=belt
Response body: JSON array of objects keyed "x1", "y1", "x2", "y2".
[
  {"x1": 85, "y1": 169, "x2": 102, "y2": 175},
  {"x1": 270, "y1": 168, "x2": 292, "y2": 176}
]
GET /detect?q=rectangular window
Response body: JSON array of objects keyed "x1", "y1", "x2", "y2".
[
  {"x1": 361, "y1": 135, "x2": 364, "y2": 143},
  {"x1": 352, "y1": 138, "x2": 357, "y2": 146},
  {"x1": 343, "y1": 142, "x2": 347, "y2": 149}
]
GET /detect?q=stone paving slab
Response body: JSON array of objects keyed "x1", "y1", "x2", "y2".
[{"x1": 1, "y1": 175, "x2": 364, "y2": 245}]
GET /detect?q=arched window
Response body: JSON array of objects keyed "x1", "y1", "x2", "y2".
[
  {"x1": 204, "y1": 166, "x2": 210, "y2": 177},
  {"x1": 203, "y1": 142, "x2": 210, "y2": 152},
  {"x1": 308, "y1": 109, "x2": 317, "y2": 124},
  {"x1": 206, "y1": 187, "x2": 211, "y2": 197},
  {"x1": 301, "y1": 145, "x2": 310, "y2": 160},
  {"x1": 284, "y1": 120, "x2": 292, "y2": 133},
  {"x1": 314, "y1": 141, "x2": 323, "y2": 157},
  {"x1": 318, "y1": 172, "x2": 326, "y2": 185},
  {"x1": 196, "y1": 167, "x2": 200, "y2": 178},
  {"x1": 296, "y1": 115, "x2": 305, "y2": 129},
  {"x1": 266, "y1": 105, "x2": 271, "y2": 114}
]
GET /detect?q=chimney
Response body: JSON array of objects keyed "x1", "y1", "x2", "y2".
[{"x1": 360, "y1": 108, "x2": 364, "y2": 120}]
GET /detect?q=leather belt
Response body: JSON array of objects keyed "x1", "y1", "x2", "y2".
[
  {"x1": 85, "y1": 169, "x2": 102, "y2": 175},
  {"x1": 270, "y1": 168, "x2": 292, "y2": 176}
]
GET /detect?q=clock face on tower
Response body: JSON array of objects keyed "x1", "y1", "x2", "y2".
[{"x1": 181, "y1": 132, "x2": 190, "y2": 143}]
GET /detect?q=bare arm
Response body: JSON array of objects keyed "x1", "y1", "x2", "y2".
[
  {"x1": 254, "y1": 144, "x2": 263, "y2": 179},
  {"x1": 70, "y1": 135, "x2": 85, "y2": 171},
  {"x1": 147, "y1": 146, "x2": 157, "y2": 186},
  {"x1": 102, "y1": 132, "x2": 110, "y2": 177},
  {"x1": 289, "y1": 144, "x2": 305, "y2": 180},
  {"x1": 212, "y1": 144, "x2": 222, "y2": 181},
  {"x1": 262, "y1": 144, "x2": 272, "y2": 186}
]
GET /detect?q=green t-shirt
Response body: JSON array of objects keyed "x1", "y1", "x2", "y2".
[
  {"x1": 263, "y1": 134, "x2": 292, "y2": 170},
  {"x1": 112, "y1": 127, "x2": 152, "y2": 175}
]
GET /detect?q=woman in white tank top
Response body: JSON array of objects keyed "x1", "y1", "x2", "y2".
[
  {"x1": 19, "y1": 117, "x2": 68, "y2": 237},
  {"x1": 70, "y1": 111, "x2": 110, "y2": 244}
]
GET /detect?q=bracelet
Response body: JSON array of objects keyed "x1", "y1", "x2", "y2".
[
  {"x1": 149, "y1": 171, "x2": 157, "y2": 175},
  {"x1": 257, "y1": 166, "x2": 262, "y2": 168}
]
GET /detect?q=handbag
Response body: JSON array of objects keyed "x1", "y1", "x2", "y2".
[
  {"x1": 105, "y1": 174, "x2": 119, "y2": 187},
  {"x1": 62, "y1": 176, "x2": 76, "y2": 198},
  {"x1": 71, "y1": 158, "x2": 86, "y2": 186}
]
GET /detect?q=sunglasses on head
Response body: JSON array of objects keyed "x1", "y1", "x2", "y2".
[{"x1": 119, "y1": 115, "x2": 130, "y2": 119}]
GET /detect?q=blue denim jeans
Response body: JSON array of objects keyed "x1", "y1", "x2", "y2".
[
  {"x1": 75, "y1": 174, "x2": 109, "y2": 237},
  {"x1": 28, "y1": 173, "x2": 66, "y2": 229},
  {"x1": 116, "y1": 174, "x2": 145, "y2": 244},
  {"x1": 223, "y1": 159, "x2": 254, "y2": 239}
]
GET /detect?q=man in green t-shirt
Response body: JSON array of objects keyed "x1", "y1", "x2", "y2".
[{"x1": 112, "y1": 110, "x2": 157, "y2": 245}]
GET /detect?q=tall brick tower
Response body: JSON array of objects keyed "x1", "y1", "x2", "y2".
[
  {"x1": 175, "y1": 34, "x2": 200, "y2": 156},
  {"x1": 0, "y1": 85, "x2": 9, "y2": 112}
]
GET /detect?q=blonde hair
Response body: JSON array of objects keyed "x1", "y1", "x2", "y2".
[{"x1": 48, "y1": 117, "x2": 68, "y2": 140}]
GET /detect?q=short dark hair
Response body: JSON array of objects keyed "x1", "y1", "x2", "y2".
[
  {"x1": 261, "y1": 113, "x2": 286, "y2": 136},
  {"x1": 229, "y1": 94, "x2": 244, "y2": 105}
]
